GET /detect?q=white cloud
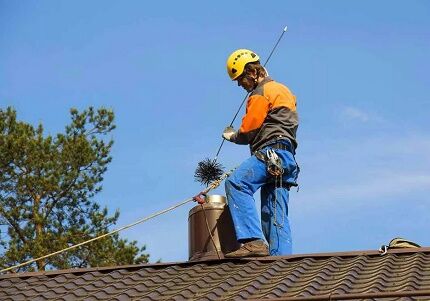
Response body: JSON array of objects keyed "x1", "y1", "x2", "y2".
[
  {"x1": 295, "y1": 132, "x2": 430, "y2": 208},
  {"x1": 302, "y1": 172, "x2": 430, "y2": 203},
  {"x1": 341, "y1": 106, "x2": 370, "y2": 122},
  {"x1": 337, "y1": 105, "x2": 388, "y2": 125}
]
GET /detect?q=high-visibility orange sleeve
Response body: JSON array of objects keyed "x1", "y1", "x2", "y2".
[{"x1": 239, "y1": 95, "x2": 270, "y2": 133}]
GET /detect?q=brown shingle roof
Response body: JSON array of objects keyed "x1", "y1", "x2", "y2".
[{"x1": 1, "y1": 248, "x2": 430, "y2": 300}]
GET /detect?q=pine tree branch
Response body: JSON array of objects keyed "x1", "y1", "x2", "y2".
[
  {"x1": 43, "y1": 175, "x2": 79, "y2": 223},
  {"x1": 0, "y1": 206, "x2": 27, "y2": 244}
]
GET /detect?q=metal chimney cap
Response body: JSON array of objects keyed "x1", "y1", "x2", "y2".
[
  {"x1": 205, "y1": 194, "x2": 226, "y2": 204},
  {"x1": 188, "y1": 194, "x2": 227, "y2": 217}
]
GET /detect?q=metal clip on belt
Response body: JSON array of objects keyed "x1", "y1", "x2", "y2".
[{"x1": 266, "y1": 149, "x2": 284, "y2": 176}]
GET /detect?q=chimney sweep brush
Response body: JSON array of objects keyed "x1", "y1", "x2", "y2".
[{"x1": 194, "y1": 158, "x2": 224, "y2": 186}]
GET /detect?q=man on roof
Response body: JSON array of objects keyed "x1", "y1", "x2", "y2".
[{"x1": 223, "y1": 49, "x2": 300, "y2": 258}]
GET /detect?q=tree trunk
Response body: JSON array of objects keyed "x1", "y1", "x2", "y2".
[{"x1": 34, "y1": 195, "x2": 45, "y2": 271}]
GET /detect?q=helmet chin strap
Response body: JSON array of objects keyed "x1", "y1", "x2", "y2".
[{"x1": 252, "y1": 69, "x2": 261, "y2": 90}]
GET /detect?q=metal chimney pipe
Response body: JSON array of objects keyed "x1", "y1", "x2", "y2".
[{"x1": 188, "y1": 194, "x2": 240, "y2": 261}]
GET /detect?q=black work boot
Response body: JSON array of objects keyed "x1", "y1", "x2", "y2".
[{"x1": 225, "y1": 240, "x2": 269, "y2": 258}]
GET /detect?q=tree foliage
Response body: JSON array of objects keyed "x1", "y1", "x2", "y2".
[{"x1": 0, "y1": 107, "x2": 149, "y2": 272}]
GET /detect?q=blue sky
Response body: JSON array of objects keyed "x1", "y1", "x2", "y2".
[{"x1": 1, "y1": 1, "x2": 429, "y2": 263}]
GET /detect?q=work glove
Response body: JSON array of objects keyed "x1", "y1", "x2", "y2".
[{"x1": 222, "y1": 126, "x2": 236, "y2": 141}]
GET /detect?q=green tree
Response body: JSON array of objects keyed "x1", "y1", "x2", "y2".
[{"x1": 0, "y1": 107, "x2": 149, "y2": 272}]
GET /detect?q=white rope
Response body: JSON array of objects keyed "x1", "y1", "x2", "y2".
[{"x1": 0, "y1": 169, "x2": 235, "y2": 273}]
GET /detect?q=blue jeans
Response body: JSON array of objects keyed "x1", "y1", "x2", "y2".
[{"x1": 225, "y1": 141, "x2": 299, "y2": 255}]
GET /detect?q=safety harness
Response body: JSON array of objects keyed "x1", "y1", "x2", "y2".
[
  {"x1": 254, "y1": 143, "x2": 291, "y2": 227},
  {"x1": 254, "y1": 142, "x2": 296, "y2": 182}
]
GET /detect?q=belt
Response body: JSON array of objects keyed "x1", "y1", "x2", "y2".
[
  {"x1": 270, "y1": 142, "x2": 293, "y2": 153},
  {"x1": 254, "y1": 142, "x2": 293, "y2": 161}
]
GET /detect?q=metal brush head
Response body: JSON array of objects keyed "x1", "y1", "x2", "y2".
[{"x1": 194, "y1": 158, "x2": 224, "y2": 186}]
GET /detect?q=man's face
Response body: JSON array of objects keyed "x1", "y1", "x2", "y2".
[{"x1": 236, "y1": 71, "x2": 257, "y2": 92}]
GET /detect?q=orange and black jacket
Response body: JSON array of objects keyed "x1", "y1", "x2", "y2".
[{"x1": 230, "y1": 77, "x2": 298, "y2": 154}]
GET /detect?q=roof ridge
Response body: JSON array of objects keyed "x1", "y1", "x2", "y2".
[{"x1": 1, "y1": 247, "x2": 429, "y2": 280}]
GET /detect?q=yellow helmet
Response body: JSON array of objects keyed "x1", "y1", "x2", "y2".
[{"x1": 226, "y1": 49, "x2": 260, "y2": 80}]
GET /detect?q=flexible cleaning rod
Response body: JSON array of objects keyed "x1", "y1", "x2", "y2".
[{"x1": 214, "y1": 25, "x2": 288, "y2": 161}]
